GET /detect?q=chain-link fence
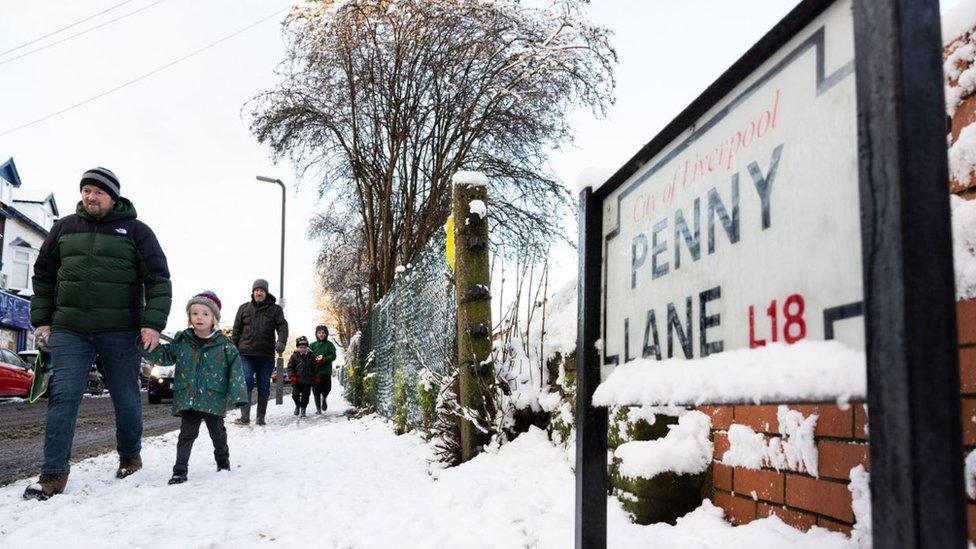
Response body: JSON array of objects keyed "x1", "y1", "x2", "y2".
[{"x1": 360, "y1": 233, "x2": 455, "y2": 425}]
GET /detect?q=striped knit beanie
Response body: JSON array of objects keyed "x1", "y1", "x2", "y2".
[
  {"x1": 186, "y1": 290, "x2": 222, "y2": 321},
  {"x1": 80, "y1": 167, "x2": 121, "y2": 201}
]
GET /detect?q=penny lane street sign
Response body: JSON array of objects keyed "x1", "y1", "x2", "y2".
[
  {"x1": 602, "y1": 7, "x2": 861, "y2": 369},
  {"x1": 575, "y1": 0, "x2": 965, "y2": 548}
]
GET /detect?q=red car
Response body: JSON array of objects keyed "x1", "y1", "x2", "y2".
[{"x1": 0, "y1": 349, "x2": 33, "y2": 397}]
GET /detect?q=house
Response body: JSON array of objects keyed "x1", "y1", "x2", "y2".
[{"x1": 0, "y1": 157, "x2": 59, "y2": 351}]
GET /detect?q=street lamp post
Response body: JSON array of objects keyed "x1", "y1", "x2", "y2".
[
  {"x1": 257, "y1": 175, "x2": 286, "y2": 405},
  {"x1": 256, "y1": 175, "x2": 286, "y2": 304}
]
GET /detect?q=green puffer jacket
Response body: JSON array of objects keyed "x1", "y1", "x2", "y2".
[
  {"x1": 30, "y1": 198, "x2": 172, "y2": 332},
  {"x1": 142, "y1": 329, "x2": 249, "y2": 417},
  {"x1": 309, "y1": 339, "x2": 337, "y2": 377}
]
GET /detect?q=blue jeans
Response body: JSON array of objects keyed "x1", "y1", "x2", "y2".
[
  {"x1": 43, "y1": 329, "x2": 142, "y2": 474},
  {"x1": 241, "y1": 355, "x2": 275, "y2": 401}
]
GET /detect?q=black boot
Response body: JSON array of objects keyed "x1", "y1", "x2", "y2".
[
  {"x1": 294, "y1": 405, "x2": 300, "y2": 416},
  {"x1": 168, "y1": 473, "x2": 187, "y2": 485},
  {"x1": 300, "y1": 407, "x2": 307, "y2": 417},
  {"x1": 256, "y1": 396, "x2": 268, "y2": 426},
  {"x1": 216, "y1": 460, "x2": 230, "y2": 472}
]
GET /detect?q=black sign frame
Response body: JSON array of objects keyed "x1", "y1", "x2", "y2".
[{"x1": 575, "y1": 0, "x2": 965, "y2": 547}]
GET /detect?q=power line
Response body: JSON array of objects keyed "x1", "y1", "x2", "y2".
[
  {"x1": 0, "y1": 0, "x2": 171, "y2": 68},
  {"x1": 0, "y1": 8, "x2": 288, "y2": 139},
  {"x1": 0, "y1": 0, "x2": 140, "y2": 58}
]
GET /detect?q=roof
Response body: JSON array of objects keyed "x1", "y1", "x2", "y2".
[
  {"x1": 13, "y1": 189, "x2": 59, "y2": 217},
  {"x1": 4, "y1": 205, "x2": 48, "y2": 237},
  {"x1": 0, "y1": 158, "x2": 22, "y2": 188}
]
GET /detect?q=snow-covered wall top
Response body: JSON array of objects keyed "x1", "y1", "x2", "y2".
[
  {"x1": 592, "y1": 341, "x2": 866, "y2": 407},
  {"x1": 452, "y1": 171, "x2": 487, "y2": 187},
  {"x1": 944, "y1": 2, "x2": 976, "y2": 47}
]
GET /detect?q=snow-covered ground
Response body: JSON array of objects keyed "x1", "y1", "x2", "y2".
[{"x1": 0, "y1": 389, "x2": 853, "y2": 548}]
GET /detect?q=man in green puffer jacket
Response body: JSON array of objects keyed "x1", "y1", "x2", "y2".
[{"x1": 23, "y1": 167, "x2": 172, "y2": 501}]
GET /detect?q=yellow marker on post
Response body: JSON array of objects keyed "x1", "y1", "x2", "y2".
[{"x1": 445, "y1": 214, "x2": 456, "y2": 271}]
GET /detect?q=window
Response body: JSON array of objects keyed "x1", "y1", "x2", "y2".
[{"x1": 11, "y1": 249, "x2": 30, "y2": 289}]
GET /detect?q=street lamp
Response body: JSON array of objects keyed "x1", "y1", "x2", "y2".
[
  {"x1": 257, "y1": 175, "x2": 286, "y2": 406},
  {"x1": 256, "y1": 175, "x2": 285, "y2": 306}
]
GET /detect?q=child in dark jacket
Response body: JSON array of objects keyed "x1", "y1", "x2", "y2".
[
  {"x1": 142, "y1": 291, "x2": 248, "y2": 485},
  {"x1": 287, "y1": 336, "x2": 316, "y2": 417},
  {"x1": 309, "y1": 325, "x2": 337, "y2": 413}
]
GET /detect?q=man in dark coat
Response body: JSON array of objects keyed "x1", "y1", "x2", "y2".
[
  {"x1": 232, "y1": 279, "x2": 288, "y2": 426},
  {"x1": 24, "y1": 167, "x2": 172, "y2": 500}
]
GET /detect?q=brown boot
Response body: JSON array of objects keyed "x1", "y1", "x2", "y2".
[
  {"x1": 116, "y1": 455, "x2": 142, "y2": 479},
  {"x1": 23, "y1": 472, "x2": 69, "y2": 500}
]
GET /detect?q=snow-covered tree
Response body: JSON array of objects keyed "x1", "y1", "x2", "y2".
[{"x1": 250, "y1": 0, "x2": 616, "y2": 320}]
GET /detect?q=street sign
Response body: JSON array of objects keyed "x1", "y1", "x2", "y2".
[
  {"x1": 601, "y1": 1, "x2": 862, "y2": 371},
  {"x1": 575, "y1": 0, "x2": 965, "y2": 547}
]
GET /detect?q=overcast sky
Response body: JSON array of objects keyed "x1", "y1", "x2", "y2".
[{"x1": 0, "y1": 0, "x2": 958, "y2": 340}]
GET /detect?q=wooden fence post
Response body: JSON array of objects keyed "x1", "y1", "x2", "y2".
[{"x1": 453, "y1": 176, "x2": 493, "y2": 462}]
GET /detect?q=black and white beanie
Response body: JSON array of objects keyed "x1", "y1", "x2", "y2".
[{"x1": 80, "y1": 167, "x2": 121, "y2": 201}]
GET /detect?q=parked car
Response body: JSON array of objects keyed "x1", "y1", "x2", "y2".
[
  {"x1": 0, "y1": 348, "x2": 32, "y2": 397},
  {"x1": 147, "y1": 363, "x2": 175, "y2": 404}
]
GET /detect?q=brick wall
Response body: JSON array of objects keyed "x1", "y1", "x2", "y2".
[
  {"x1": 700, "y1": 402, "x2": 868, "y2": 536},
  {"x1": 699, "y1": 300, "x2": 976, "y2": 541}
]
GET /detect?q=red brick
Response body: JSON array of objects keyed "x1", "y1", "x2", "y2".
[
  {"x1": 713, "y1": 432, "x2": 730, "y2": 460},
  {"x1": 713, "y1": 490, "x2": 757, "y2": 525},
  {"x1": 757, "y1": 502, "x2": 816, "y2": 531},
  {"x1": 959, "y1": 300, "x2": 976, "y2": 345},
  {"x1": 818, "y1": 517, "x2": 853, "y2": 536},
  {"x1": 735, "y1": 405, "x2": 780, "y2": 434},
  {"x1": 853, "y1": 405, "x2": 869, "y2": 441},
  {"x1": 968, "y1": 503, "x2": 976, "y2": 544},
  {"x1": 699, "y1": 405, "x2": 733, "y2": 430},
  {"x1": 712, "y1": 462, "x2": 733, "y2": 491},
  {"x1": 734, "y1": 468, "x2": 785, "y2": 504},
  {"x1": 785, "y1": 474, "x2": 854, "y2": 522},
  {"x1": 793, "y1": 404, "x2": 854, "y2": 438},
  {"x1": 818, "y1": 441, "x2": 870, "y2": 480},
  {"x1": 963, "y1": 348, "x2": 976, "y2": 394},
  {"x1": 964, "y1": 399, "x2": 976, "y2": 446}
]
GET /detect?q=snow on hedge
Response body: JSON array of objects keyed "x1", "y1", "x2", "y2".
[
  {"x1": 615, "y1": 411, "x2": 713, "y2": 478},
  {"x1": 952, "y1": 195, "x2": 976, "y2": 300},
  {"x1": 593, "y1": 341, "x2": 865, "y2": 408},
  {"x1": 527, "y1": 275, "x2": 578, "y2": 363},
  {"x1": 452, "y1": 170, "x2": 487, "y2": 186}
]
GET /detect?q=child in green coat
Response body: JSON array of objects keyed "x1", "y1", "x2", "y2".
[
  {"x1": 309, "y1": 325, "x2": 337, "y2": 413},
  {"x1": 142, "y1": 291, "x2": 248, "y2": 485}
]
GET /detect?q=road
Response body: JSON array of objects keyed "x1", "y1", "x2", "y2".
[{"x1": 0, "y1": 392, "x2": 182, "y2": 486}]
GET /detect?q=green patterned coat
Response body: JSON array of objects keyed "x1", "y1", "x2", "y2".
[{"x1": 142, "y1": 329, "x2": 248, "y2": 417}]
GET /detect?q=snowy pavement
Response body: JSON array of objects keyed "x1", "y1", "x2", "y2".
[{"x1": 0, "y1": 389, "x2": 854, "y2": 548}]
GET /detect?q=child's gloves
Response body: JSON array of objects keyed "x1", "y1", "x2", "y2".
[
  {"x1": 289, "y1": 375, "x2": 297, "y2": 385},
  {"x1": 275, "y1": 341, "x2": 286, "y2": 353},
  {"x1": 315, "y1": 355, "x2": 324, "y2": 364}
]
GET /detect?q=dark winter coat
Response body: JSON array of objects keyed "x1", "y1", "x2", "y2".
[
  {"x1": 286, "y1": 351, "x2": 316, "y2": 384},
  {"x1": 30, "y1": 198, "x2": 172, "y2": 332},
  {"x1": 142, "y1": 329, "x2": 249, "y2": 417},
  {"x1": 309, "y1": 339, "x2": 337, "y2": 377},
  {"x1": 231, "y1": 294, "x2": 288, "y2": 357}
]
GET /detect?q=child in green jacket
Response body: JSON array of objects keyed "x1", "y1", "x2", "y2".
[
  {"x1": 142, "y1": 291, "x2": 248, "y2": 485},
  {"x1": 309, "y1": 325, "x2": 337, "y2": 413}
]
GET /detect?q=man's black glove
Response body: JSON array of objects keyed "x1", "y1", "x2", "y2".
[{"x1": 275, "y1": 341, "x2": 285, "y2": 353}]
